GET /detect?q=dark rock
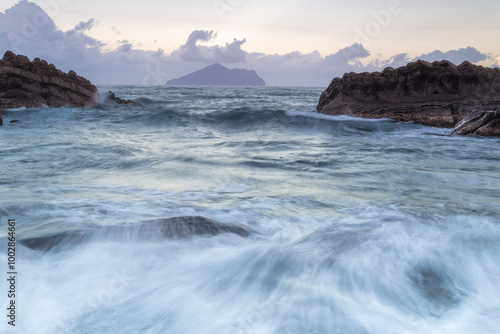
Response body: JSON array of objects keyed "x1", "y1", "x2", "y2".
[
  {"x1": 9, "y1": 120, "x2": 19, "y2": 123},
  {"x1": 143, "y1": 216, "x2": 253, "y2": 238},
  {"x1": 167, "y1": 63, "x2": 266, "y2": 86},
  {"x1": 20, "y1": 231, "x2": 92, "y2": 253},
  {"x1": 0, "y1": 51, "x2": 98, "y2": 109},
  {"x1": 452, "y1": 110, "x2": 500, "y2": 136},
  {"x1": 317, "y1": 60, "x2": 500, "y2": 130},
  {"x1": 99, "y1": 91, "x2": 141, "y2": 106},
  {"x1": 19, "y1": 216, "x2": 254, "y2": 252}
]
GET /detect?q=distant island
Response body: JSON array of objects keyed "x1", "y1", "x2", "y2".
[{"x1": 166, "y1": 63, "x2": 265, "y2": 86}]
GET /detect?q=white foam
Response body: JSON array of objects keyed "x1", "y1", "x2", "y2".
[
  {"x1": 5, "y1": 107, "x2": 26, "y2": 111},
  {"x1": 285, "y1": 110, "x2": 394, "y2": 122},
  {"x1": 6, "y1": 210, "x2": 499, "y2": 334}
]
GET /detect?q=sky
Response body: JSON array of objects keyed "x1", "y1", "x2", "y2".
[{"x1": 1, "y1": 0, "x2": 499, "y2": 86}]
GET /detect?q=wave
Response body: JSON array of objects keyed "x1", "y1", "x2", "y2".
[
  {"x1": 2, "y1": 101, "x2": 441, "y2": 139},
  {"x1": 133, "y1": 97, "x2": 157, "y2": 105},
  {"x1": 285, "y1": 110, "x2": 394, "y2": 122},
  {"x1": 9, "y1": 208, "x2": 500, "y2": 334},
  {"x1": 3, "y1": 85, "x2": 500, "y2": 334}
]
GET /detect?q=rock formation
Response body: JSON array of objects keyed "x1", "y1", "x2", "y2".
[
  {"x1": 317, "y1": 60, "x2": 500, "y2": 133},
  {"x1": 20, "y1": 216, "x2": 254, "y2": 252},
  {"x1": 99, "y1": 91, "x2": 141, "y2": 106},
  {"x1": 167, "y1": 63, "x2": 266, "y2": 86},
  {"x1": 452, "y1": 110, "x2": 500, "y2": 136},
  {"x1": 0, "y1": 51, "x2": 98, "y2": 110}
]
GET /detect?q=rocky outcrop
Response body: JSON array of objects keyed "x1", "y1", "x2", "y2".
[
  {"x1": 99, "y1": 91, "x2": 141, "y2": 106},
  {"x1": 452, "y1": 110, "x2": 500, "y2": 136},
  {"x1": 317, "y1": 60, "x2": 500, "y2": 130},
  {"x1": 0, "y1": 51, "x2": 98, "y2": 110}
]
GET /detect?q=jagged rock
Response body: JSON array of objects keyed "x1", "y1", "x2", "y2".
[
  {"x1": 452, "y1": 110, "x2": 500, "y2": 136},
  {"x1": 0, "y1": 51, "x2": 98, "y2": 110},
  {"x1": 317, "y1": 60, "x2": 500, "y2": 130},
  {"x1": 99, "y1": 91, "x2": 141, "y2": 106}
]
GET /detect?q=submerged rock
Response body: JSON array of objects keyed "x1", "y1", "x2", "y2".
[
  {"x1": 142, "y1": 216, "x2": 252, "y2": 238},
  {"x1": 317, "y1": 60, "x2": 500, "y2": 132},
  {"x1": 20, "y1": 231, "x2": 91, "y2": 253},
  {"x1": 19, "y1": 216, "x2": 254, "y2": 252},
  {"x1": 0, "y1": 51, "x2": 98, "y2": 109}
]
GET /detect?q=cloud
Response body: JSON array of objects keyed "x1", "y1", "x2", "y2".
[
  {"x1": 0, "y1": 0, "x2": 103, "y2": 58},
  {"x1": 414, "y1": 47, "x2": 488, "y2": 65},
  {"x1": 0, "y1": 1, "x2": 170, "y2": 84},
  {"x1": 173, "y1": 29, "x2": 247, "y2": 63},
  {"x1": 362, "y1": 47, "x2": 489, "y2": 74},
  {"x1": 110, "y1": 27, "x2": 121, "y2": 35},
  {"x1": 117, "y1": 42, "x2": 133, "y2": 53},
  {"x1": 0, "y1": 0, "x2": 62, "y2": 47},
  {"x1": 324, "y1": 44, "x2": 370, "y2": 69},
  {"x1": 366, "y1": 53, "x2": 411, "y2": 71},
  {"x1": 0, "y1": 1, "x2": 495, "y2": 87},
  {"x1": 178, "y1": 29, "x2": 215, "y2": 61},
  {"x1": 233, "y1": 43, "x2": 372, "y2": 86},
  {"x1": 72, "y1": 19, "x2": 97, "y2": 33}
]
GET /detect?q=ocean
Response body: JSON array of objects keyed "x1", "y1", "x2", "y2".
[{"x1": 1, "y1": 86, "x2": 499, "y2": 334}]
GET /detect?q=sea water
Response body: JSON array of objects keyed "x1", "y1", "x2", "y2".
[{"x1": 0, "y1": 86, "x2": 499, "y2": 333}]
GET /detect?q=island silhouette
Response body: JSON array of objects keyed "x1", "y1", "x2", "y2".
[{"x1": 166, "y1": 63, "x2": 265, "y2": 86}]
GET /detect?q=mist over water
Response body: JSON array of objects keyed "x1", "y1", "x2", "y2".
[{"x1": 1, "y1": 86, "x2": 499, "y2": 334}]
